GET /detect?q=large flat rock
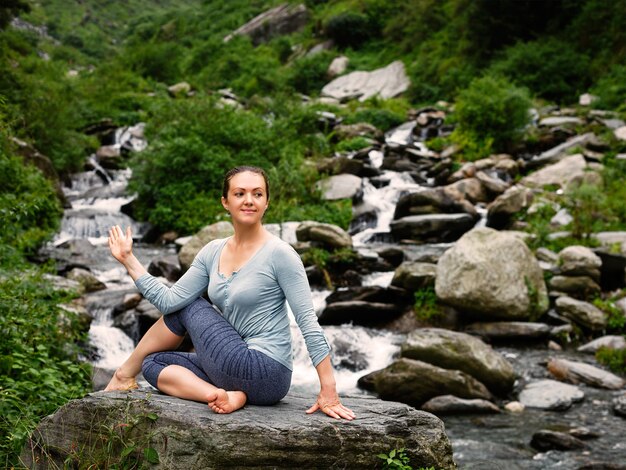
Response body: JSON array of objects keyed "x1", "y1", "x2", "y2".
[{"x1": 21, "y1": 390, "x2": 456, "y2": 469}]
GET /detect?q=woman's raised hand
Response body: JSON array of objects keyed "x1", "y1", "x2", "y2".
[
  {"x1": 306, "y1": 389, "x2": 356, "y2": 421},
  {"x1": 108, "y1": 225, "x2": 133, "y2": 264}
]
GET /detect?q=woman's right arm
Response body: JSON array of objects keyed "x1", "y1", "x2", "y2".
[{"x1": 108, "y1": 225, "x2": 210, "y2": 314}]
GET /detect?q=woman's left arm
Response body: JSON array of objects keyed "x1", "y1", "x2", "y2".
[{"x1": 306, "y1": 355, "x2": 356, "y2": 420}]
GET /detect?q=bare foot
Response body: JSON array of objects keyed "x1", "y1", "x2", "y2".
[
  {"x1": 104, "y1": 369, "x2": 139, "y2": 391},
  {"x1": 207, "y1": 389, "x2": 247, "y2": 414}
]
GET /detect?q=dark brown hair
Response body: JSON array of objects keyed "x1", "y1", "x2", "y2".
[{"x1": 222, "y1": 166, "x2": 270, "y2": 200}]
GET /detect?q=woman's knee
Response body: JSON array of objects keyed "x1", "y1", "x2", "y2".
[{"x1": 141, "y1": 353, "x2": 162, "y2": 388}]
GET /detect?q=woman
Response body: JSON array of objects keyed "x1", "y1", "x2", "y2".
[{"x1": 105, "y1": 166, "x2": 355, "y2": 420}]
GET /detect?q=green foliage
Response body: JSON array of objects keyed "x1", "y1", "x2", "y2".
[
  {"x1": 325, "y1": 12, "x2": 373, "y2": 49},
  {"x1": 288, "y1": 50, "x2": 335, "y2": 96},
  {"x1": 591, "y1": 64, "x2": 626, "y2": 111},
  {"x1": 0, "y1": 0, "x2": 30, "y2": 30},
  {"x1": 0, "y1": 147, "x2": 62, "y2": 255},
  {"x1": 593, "y1": 297, "x2": 626, "y2": 332},
  {"x1": 490, "y1": 38, "x2": 591, "y2": 103},
  {"x1": 343, "y1": 107, "x2": 405, "y2": 132},
  {"x1": 451, "y1": 74, "x2": 532, "y2": 159},
  {"x1": 335, "y1": 136, "x2": 372, "y2": 153},
  {"x1": 377, "y1": 447, "x2": 412, "y2": 470},
  {"x1": 595, "y1": 346, "x2": 626, "y2": 375},
  {"x1": 562, "y1": 182, "x2": 609, "y2": 240},
  {"x1": 413, "y1": 287, "x2": 442, "y2": 322},
  {"x1": 0, "y1": 268, "x2": 92, "y2": 465}
]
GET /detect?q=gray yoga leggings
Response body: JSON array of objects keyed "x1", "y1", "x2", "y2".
[{"x1": 141, "y1": 297, "x2": 292, "y2": 405}]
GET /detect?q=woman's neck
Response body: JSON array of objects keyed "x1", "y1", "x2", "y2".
[{"x1": 231, "y1": 223, "x2": 267, "y2": 246}]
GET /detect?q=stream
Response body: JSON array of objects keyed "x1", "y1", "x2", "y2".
[{"x1": 47, "y1": 125, "x2": 626, "y2": 469}]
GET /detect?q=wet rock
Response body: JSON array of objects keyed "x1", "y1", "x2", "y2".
[
  {"x1": 296, "y1": 221, "x2": 352, "y2": 249},
  {"x1": 42, "y1": 274, "x2": 85, "y2": 296},
  {"x1": 66, "y1": 268, "x2": 106, "y2": 293},
  {"x1": 548, "y1": 275, "x2": 601, "y2": 298},
  {"x1": 178, "y1": 221, "x2": 234, "y2": 271},
  {"x1": 21, "y1": 390, "x2": 456, "y2": 470},
  {"x1": 224, "y1": 3, "x2": 309, "y2": 45},
  {"x1": 421, "y1": 395, "x2": 500, "y2": 415},
  {"x1": 58, "y1": 299, "x2": 92, "y2": 333},
  {"x1": 526, "y1": 132, "x2": 595, "y2": 168},
  {"x1": 325, "y1": 285, "x2": 412, "y2": 306},
  {"x1": 530, "y1": 430, "x2": 585, "y2": 451},
  {"x1": 486, "y1": 185, "x2": 534, "y2": 229},
  {"x1": 401, "y1": 328, "x2": 516, "y2": 395},
  {"x1": 558, "y1": 245, "x2": 602, "y2": 280},
  {"x1": 539, "y1": 116, "x2": 584, "y2": 127},
  {"x1": 504, "y1": 401, "x2": 524, "y2": 413},
  {"x1": 333, "y1": 122, "x2": 381, "y2": 141},
  {"x1": 465, "y1": 321, "x2": 551, "y2": 341},
  {"x1": 390, "y1": 213, "x2": 476, "y2": 242},
  {"x1": 447, "y1": 178, "x2": 489, "y2": 204},
  {"x1": 615, "y1": 126, "x2": 626, "y2": 141},
  {"x1": 547, "y1": 358, "x2": 625, "y2": 390},
  {"x1": 321, "y1": 60, "x2": 410, "y2": 102},
  {"x1": 518, "y1": 379, "x2": 584, "y2": 410},
  {"x1": 358, "y1": 357, "x2": 492, "y2": 407},
  {"x1": 390, "y1": 261, "x2": 437, "y2": 290},
  {"x1": 435, "y1": 227, "x2": 548, "y2": 320},
  {"x1": 555, "y1": 296, "x2": 607, "y2": 331},
  {"x1": 578, "y1": 335, "x2": 626, "y2": 353},
  {"x1": 318, "y1": 300, "x2": 404, "y2": 326},
  {"x1": 394, "y1": 186, "x2": 477, "y2": 219},
  {"x1": 148, "y1": 254, "x2": 182, "y2": 282},
  {"x1": 614, "y1": 393, "x2": 626, "y2": 417},
  {"x1": 475, "y1": 171, "x2": 510, "y2": 195},
  {"x1": 315, "y1": 173, "x2": 362, "y2": 200}
]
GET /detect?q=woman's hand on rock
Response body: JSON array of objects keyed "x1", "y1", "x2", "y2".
[
  {"x1": 108, "y1": 225, "x2": 133, "y2": 263},
  {"x1": 306, "y1": 389, "x2": 356, "y2": 420}
]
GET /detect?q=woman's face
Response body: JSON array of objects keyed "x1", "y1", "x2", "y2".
[{"x1": 221, "y1": 171, "x2": 269, "y2": 225}]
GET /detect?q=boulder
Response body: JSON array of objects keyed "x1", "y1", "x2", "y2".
[
  {"x1": 615, "y1": 126, "x2": 626, "y2": 141},
  {"x1": 539, "y1": 116, "x2": 584, "y2": 127},
  {"x1": 391, "y1": 262, "x2": 437, "y2": 290},
  {"x1": 178, "y1": 221, "x2": 234, "y2": 271},
  {"x1": 448, "y1": 178, "x2": 489, "y2": 204},
  {"x1": 578, "y1": 335, "x2": 626, "y2": 353},
  {"x1": 548, "y1": 275, "x2": 601, "y2": 298},
  {"x1": 526, "y1": 132, "x2": 595, "y2": 168},
  {"x1": 318, "y1": 300, "x2": 404, "y2": 326},
  {"x1": 394, "y1": 187, "x2": 477, "y2": 219},
  {"x1": 324, "y1": 285, "x2": 412, "y2": 306},
  {"x1": 475, "y1": 171, "x2": 510, "y2": 195},
  {"x1": 518, "y1": 379, "x2": 584, "y2": 410},
  {"x1": 464, "y1": 322, "x2": 551, "y2": 341},
  {"x1": 390, "y1": 213, "x2": 476, "y2": 242},
  {"x1": 401, "y1": 328, "x2": 516, "y2": 395},
  {"x1": 555, "y1": 296, "x2": 607, "y2": 331},
  {"x1": 66, "y1": 268, "x2": 106, "y2": 293},
  {"x1": 520, "y1": 153, "x2": 589, "y2": 189},
  {"x1": 530, "y1": 430, "x2": 585, "y2": 451},
  {"x1": 558, "y1": 245, "x2": 602, "y2": 280},
  {"x1": 321, "y1": 60, "x2": 410, "y2": 102},
  {"x1": 547, "y1": 358, "x2": 625, "y2": 390},
  {"x1": 296, "y1": 221, "x2": 352, "y2": 249},
  {"x1": 148, "y1": 254, "x2": 182, "y2": 282},
  {"x1": 223, "y1": 3, "x2": 309, "y2": 45},
  {"x1": 167, "y1": 82, "x2": 191, "y2": 97},
  {"x1": 486, "y1": 185, "x2": 534, "y2": 229},
  {"x1": 358, "y1": 358, "x2": 492, "y2": 407},
  {"x1": 435, "y1": 227, "x2": 549, "y2": 320},
  {"x1": 21, "y1": 390, "x2": 455, "y2": 469},
  {"x1": 421, "y1": 395, "x2": 500, "y2": 415},
  {"x1": 327, "y1": 55, "x2": 349, "y2": 78},
  {"x1": 315, "y1": 174, "x2": 362, "y2": 200}
]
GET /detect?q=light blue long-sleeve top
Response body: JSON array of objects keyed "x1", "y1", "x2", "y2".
[{"x1": 134, "y1": 235, "x2": 330, "y2": 371}]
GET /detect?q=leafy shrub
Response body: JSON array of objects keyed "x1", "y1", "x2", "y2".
[
  {"x1": 324, "y1": 12, "x2": 372, "y2": 49},
  {"x1": 562, "y1": 181, "x2": 609, "y2": 240},
  {"x1": 335, "y1": 136, "x2": 372, "y2": 153},
  {"x1": 489, "y1": 38, "x2": 591, "y2": 103},
  {"x1": 288, "y1": 50, "x2": 335, "y2": 96},
  {"x1": 0, "y1": 268, "x2": 91, "y2": 464},
  {"x1": 452, "y1": 74, "x2": 531, "y2": 159},
  {"x1": 595, "y1": 347, "x2": 626, "y2": 375},
  {"x1": 413, "y1": 287, "x2": 443, "y2": 322},
  {"x1": 591, "y1": 64, "x2": 626, "y2": 111},
  {"x1": 344, "y1": 107, "x2": 404, "y2": 132},
  {"x1": 0, "y1": 149, "x2": 62, "y2": 255}
]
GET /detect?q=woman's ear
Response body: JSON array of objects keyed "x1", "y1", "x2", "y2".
[{"x1": 221, "y1": 196, "x2": 229, "y2": 211}]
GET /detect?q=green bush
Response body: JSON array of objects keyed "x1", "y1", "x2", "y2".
[
  {"x1": 288, "y1": 50, "x2": 335, "y2": 96},
  {"x1": 591, "y1": 64, "x2": 626, "y2": 111},
  {"x1": 0, "y1": 148, "x2": 62, "y2": 255},
  {"x1": 451, "y1": 74, "x2": 532, "y2": 159},
  {"x1": 490, "y1": 38, "x2": 591, "y2": 103},
  {"x1": 324, "y1": 12, "x2": 372, "y2": 49},
  {"x1": 0, "y1": 268, "x2": 92, "y2": 465}
]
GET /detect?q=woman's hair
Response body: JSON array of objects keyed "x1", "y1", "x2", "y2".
[{"x1": 222, "y1": 166, "x2": 270, "y2": 200}]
